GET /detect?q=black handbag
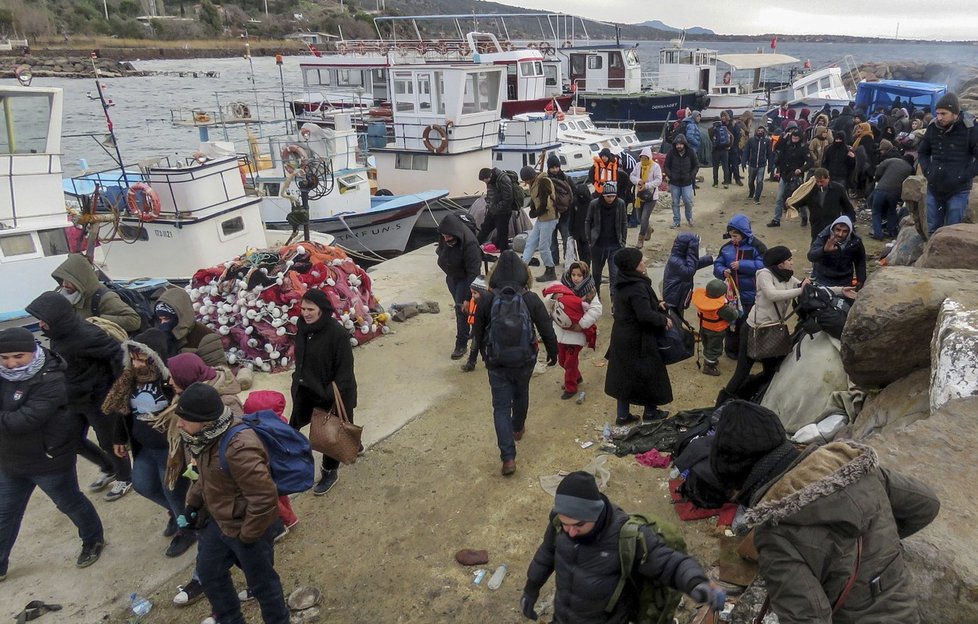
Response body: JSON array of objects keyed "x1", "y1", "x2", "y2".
[
  {"x1": 638, "y1": 188, "x2": 656, "y2": 203},
  {"x1": 746, "y1": 305, "x2": 794, "y2": 360},
  {"x1": 657, "y1": 308, "x2": 695, "y2": 365}
]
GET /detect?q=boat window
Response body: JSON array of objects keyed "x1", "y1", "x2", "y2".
[
  {"x1": 118, "y1": 225, "x2": 149, "y2": 241},
  {"x1": 393, "y1": 74, "x2": 415, "y2": 113},
  {"x1": 303, "y1": 68, "x2": 331, "y2": 87},
  {"x1": 0, "y1": 93, "x2": 51, "y2": 154},
  {"x1": 38, "y1": 228, "x2": 70, "y2": 256},
  {"x1": 590, "y1": 143, "x2": 600, "y2": 151},
  {"x1": 417, "y1": 73, "x2": 435, "y2": 111},
  {"x1": 543, "y1": 64, "x2": 558, "y2": 87},
  {"x1": 263, "y1": 182, "x2": 281, "y2": 196},
  {"x1": 567, "y1": 121, "x2": 578, "y2": 130},
  {"x1": 558, "y1": 122, "x2": 568, "y2": 131},
  {"x1": 584, "y1": 120, "x2": 595, "y2": 129},
  {"x1": 611, "y1": 138, "x2": 621, "y2": 145},
  {"x1": 220, "y1": 216, "x2": 245, "y2": 237},
  {"x1": 625, "y1": 49, "x2": 639, "y2": 65},
  {"x1": 807, "y1": 82, "x2": 819, "y2": 96},
  {"x1": 820, "y1": 77, "x2": 831, "y2": 90},
  {"x1": 336, "y1": 69, "x2": 363, "y2": 87},
  {"x1": 680, "y1": 51, "x2": 693, "y2": 65},
  {"x1": 559, "y1": 155, "x2": 567, "y2": 165},
  {"x1": 587, "y1": 55, "x2": 602, "y2": 70},
  {"x1": 338, "y1": 173, "x2": 364, "y2": 190},
  {"x1": 395, "y1": 154, "x2": 428, "y2": 170},
  {"x1": 0, "y1": 233, "x2": 36, "y2": 257},
  {"x1": 570, "y1": 55, "x2": 586, "y2": 76},
  {"x1": 462, "y1": 71, "x2": 500, "y2": 114},
  {"x1": 519, "y1": 61, "x2": 537, "y2": 77}
]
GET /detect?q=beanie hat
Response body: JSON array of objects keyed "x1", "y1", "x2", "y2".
[
  {"x1": 302, "y1": 289, "x2": 335, "y2": 315},
  {"x1": 598, "y1": 147, "x2": 613, "y2": 160},
  {"x1": 546, "y1": 154, "x2": 561, "y2": 169},
  {"x1": 243, "y1": 389, "x2": 287, "y2": 419},
  {"x1": 553, "y1": 471, "x2": 605, "y2": 522},
  {"x1": 710, "y1": 400, "x2": 787, "y2": 488},
  {"x1": 613, "y1": 247, "x2": 644, "y2": 272},
  {"x1": 175, "y1": 382, "x2": 227, "y2": 422},
  {"x1": 519, "y1": 166, "x2": 537, "y2": 182},
  {"x1": 0, "y1": 327, "x2": 37, "y2": 354},
  {"x1": 167, "y1": 352, "x2": 216, "y2": 390},
  {"x1": 763, "y1": 246, "x2": 792, "y2": 268},
  {"x1": 878, "y1": 139, "x2": 894, "y2": 153},
  {"x1": 705, "y1": 279, "x2": 727, "y2": 299},
  {"x1": 478, "y1": 167, "x2": 493, "y2": 181},
  {"x1": 935, "y1": 92, "x2": 960, "y2": 115},
  {"x1": 470, "y1": 275, "x2": 488, "y2": 294},
  {"x1": 601, "y1": 181, "x2": 618, "y2": 196},
  {"x1": 154, "y1": 301, "x2": 177, "y2": 318}
]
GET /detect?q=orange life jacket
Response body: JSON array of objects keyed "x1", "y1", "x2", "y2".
[
  {"x1": 691, "y1": 289, "x2": 730, "y2": 333},
  {"x1": 591, "y1": 157, "x2": 618, "y2": 194},
  {"x1": 466, "y1": 298, "x2": 478, "y2": 326}
]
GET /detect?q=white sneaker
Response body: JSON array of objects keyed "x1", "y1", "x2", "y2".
[
  {"x1": 238, "y1": 588, "x2": 254, "y2": 602},
  {"x1": 104, "y1": 481, "x2": 132, "y2": 502},
  {"x1": 88, "y1": 472, "x2": 116, "y2": 492},
  {"x1": 201, "y1": 617, "x2": 217, "y2": 624}
]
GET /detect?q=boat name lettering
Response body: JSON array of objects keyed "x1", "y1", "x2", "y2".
[
  {"x1": 153, "y1": 229, "x2": 173, "y2": 238},
  {"x1": 332, "y1": 223, "x2": 402, "y2": 241}
]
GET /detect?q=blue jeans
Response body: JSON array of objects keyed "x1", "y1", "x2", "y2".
[
  {"x1": 926, "y1": 189, "x2": 970, "y2": 235},
  {"x1": 522, "y1": 218, "x2": 558, "y2": 268},
  {"x1": 773, "y1": 177, "x2": 792, "y2": 222},
  {"x1": 197, "y1": 519, "x2": 289, "y2": 624},
  {"x1": 487, "y1": 364, "x2": 535, "y2": 461},
  {"x1": 132, "y1": 447, "x2": 189, "y2": 519},
  {"x1": 747, "y1": 166, "x2": 765, "y2": 201},
  {"x1": 670, "y1": 184, "x2": 694, "y2": 225},
  {"x1": 590, "y1": 244, "x2": 621, "y2": 298},
  {"x1": 0, "y1": 465, "x2": 103, "y2": 575},
  {"x1": 872, "y1": 189, "x2": 900, "y2": 237},
  {"x1": 446, "y1": 275, "x2": 472, "y2": 350}
]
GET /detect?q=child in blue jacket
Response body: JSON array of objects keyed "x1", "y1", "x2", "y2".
[{"x1": 713, "y1": 214, "x2": 767, "y2": 358}]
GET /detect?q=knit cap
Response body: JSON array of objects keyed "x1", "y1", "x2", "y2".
[
  {"x1": 553, "y1": 471, "x2": 605, "y2": 522},
  {"x1": 175, "y1": 382, "x2": 226, "y2": 423},
  {"x1": 935, "y1": 92, "x2": 960, "y2": 115},
  {"x1": 705, "y1": 279, "x2": 727, "y2": 299},
  {"x1": 710, "y1": 400, "x2": 787, "y2": 488},
  {"x1": 763, "y1": 246, "x2": 792, "y2": 268},
  {"x1": 470, "y1": 276, "x2": 488, "y2": 294},
  {"x1": 601, "y1": 181, "x2": 618, "y2": 196},
  {"x1": 546, "y1": 154, "x2": 561, "y2": 169},
  {"x1": 520, "y1": 166, "x2": 536, "y2": 182},
  {"x1": 0, "y1": 327, "x2": 37, "y2": 354}
]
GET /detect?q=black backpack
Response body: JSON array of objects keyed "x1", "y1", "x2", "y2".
[
  {"x1": 485, "y1": 286, "x2": 535, "y2": 368},
  {"x1": 674, "y1": 436, "x2": 729, "y2": 510},
  {"x1": 455, "y1": 211, "x2": 479, "y2": 238},
  {"x1": 504, "y1": 170, "x2": 528, "y2": 212},
  {"x1": 91, "y1": 283, "x2": 154, "y2": 334},
  {"x1": 796, "y1": 283, "x2": 851, "y2": 339}
]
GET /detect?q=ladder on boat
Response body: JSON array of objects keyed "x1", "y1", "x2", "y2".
[{"x1": 840, "y1": 54, "x2": 861, "y2": 94}]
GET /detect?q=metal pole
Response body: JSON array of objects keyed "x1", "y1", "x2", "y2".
[
  {"x1": 90, "y1": 54, "x2": 128, "y2": 186},
  {"x1": 277, "y1": 54, "x2": 290, "y2": 135},
  {"x1": 102, "y1": 0, "x2": 109, "y2": 19}
]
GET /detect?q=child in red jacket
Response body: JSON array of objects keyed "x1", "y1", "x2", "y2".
[{"x1": 543, "y1": 262, "x2": 602, "y2": 400}]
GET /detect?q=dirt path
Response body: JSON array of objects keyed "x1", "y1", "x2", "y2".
[{"x1": 4, "y1": 178, "x2": 886, "y2": 623}]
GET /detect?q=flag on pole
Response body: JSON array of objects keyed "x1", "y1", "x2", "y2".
[{"x1": 770, "y1": 37, "x2": 777, "y2": 49}]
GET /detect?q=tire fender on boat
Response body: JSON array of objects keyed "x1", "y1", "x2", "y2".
[
  {"x1": 422, "y1": 124, "x2": 450, "y2": 154},
  {"x1": 126, "y1": 183, "x2": 161, "y2": 223}
]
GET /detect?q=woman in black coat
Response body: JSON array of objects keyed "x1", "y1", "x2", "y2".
[
  {"x1": 290, "y1": 288, "x2": 357, "y2": 496},
  {"x1": 604, "y1": 248, "x2": 673, "y2": 426}
]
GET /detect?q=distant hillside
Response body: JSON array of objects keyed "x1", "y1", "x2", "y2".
[{"x1": 638, "y1": 20, "x2": 715, "y2": 36}]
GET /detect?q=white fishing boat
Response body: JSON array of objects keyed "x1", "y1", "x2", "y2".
[{"x1": 0, "y1": 85, "x2": 75, "y2": 323}]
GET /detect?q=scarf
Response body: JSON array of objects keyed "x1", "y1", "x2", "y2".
[
  {"x1": 0, "y1": 346, "x2": 46, "y2": 382},
  {"x1": 769, "y1": 266, "x2": 794, "y2": 283},
  {"x1": 561, "y1": 265, "x2": 596, "y2": 302},
  {"x1": 179, "y1": 407, "x2": 233, "y2": 457},
  {"x1": 737, "y1": 442, "x2": 801, "y2": 507}
]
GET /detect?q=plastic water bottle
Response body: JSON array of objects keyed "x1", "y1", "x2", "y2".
[
  {"x1": 487, "y1": 564, "x2": 508, "y2": 590},
  {"x1": 129, "y1": 593, "x2": 152, "y2": 620},
  {"x1": 602, "y1": 423, "x2": 612, "y2": 441}
]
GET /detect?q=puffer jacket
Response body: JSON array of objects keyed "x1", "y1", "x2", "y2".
[
  {"x1": 776, "y1": 136, "x2": 812, "y2": 175},
  {"x1": 525, "y1": 500, "x2": 708, "y2": 624},
  {"x1": 713, "y1": 214, "x2": 767, "y2": 306},
  {"x1": 485, "y1": 167, "x2": 515, "y2": 216},
  {"x1": 682, "y1": 117, "x2": 702, "y2": 149},
  {"x1": 744, "y1": 442, "x2": 940, "y2": 624},
  {"x1": 185, "y1": 418, "x2": 280, "y2": 543},
  {"x1": 51, "y1": 254, "x2": 141, "y2": 332},
  {"x1": 807, "y1": 217, "x2": 867, "y2": 288},
  {"x1": 436, "y1": 213, "x2": 482, "y2": 281},
  {"x1": 0, "y1": 348, "x2": 77, "y2": 477},
  {"x1": 662, "y1": 233, "x2": 713, "y2": 310},
  {"x1": 917, "y1": 111, "x2": 978, "y2": 199},
  {"x1": 156, "y1": 286, "x2": 226, "y2": 368},
  {"x1": 26, "y1": 291, "x2": 123, "y2": 409}
]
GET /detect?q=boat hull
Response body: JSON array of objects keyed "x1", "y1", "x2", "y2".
[
  {"x1": 577, "y1": 91, "x2": 709, "y2": 128},
  {"x1": 414, "y1": 195, "x2": 480, "y2": 230}
]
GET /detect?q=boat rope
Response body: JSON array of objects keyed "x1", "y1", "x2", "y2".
[{"x1": 336, "y1": 214, "x2": 390, "y2": 263}]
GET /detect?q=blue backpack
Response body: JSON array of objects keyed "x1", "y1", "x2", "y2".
[
  {"x1": 485, "y1": 285, "x2": 535, "y2": 368},
  {"x1": 219, "y1": 410, "x2": 315, "y2": 495},
  {"x1": 713, "y1": 124, "x2": 732, "y2": 149}
]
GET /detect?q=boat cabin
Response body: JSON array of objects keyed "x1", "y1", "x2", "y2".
[
  {"x1": 790, "y1": 67, "x2": 850, "y2": 103},
  {"x1": 566, "y1": 45, "x2": 643, "y2": 94},
  {"x1": 492, "y1": 113, "x2": 560, "y2": 173},
  {"x1": 656, "y1": 45, "x2": 717, "y2": 93}
]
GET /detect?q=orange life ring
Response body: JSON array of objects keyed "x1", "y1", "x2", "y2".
[
  {"x1": 281, "y1": 144, "x2": 308, "y2": 174},
  {"x1": 722, "y1": 71, "x2": 732, "y2": 85},
  {"x1": 422, "y1": 124, "x2": 449, "y2": 154},
  {"x1": 126, "y1": 183, "x2": 161, "y2": 223}
]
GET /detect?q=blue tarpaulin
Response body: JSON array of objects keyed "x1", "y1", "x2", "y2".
[{"x1": 855, "y1": 80, "x2": 947, "y2": 115}]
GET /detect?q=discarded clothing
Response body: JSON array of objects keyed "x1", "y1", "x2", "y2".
[
  {"x1": 610, "y1": 408, "x2": 713, "y2": 456},
  {"x1": 669, "y1": 479, "x2": 739, "y2": 526},
  {"x1": 635, "y1": 449, "x2": 672, "y2": 468}
]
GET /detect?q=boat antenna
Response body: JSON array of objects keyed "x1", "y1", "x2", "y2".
[
  {"x1": 89, "y1": 52, "x2": 129, "y2": 186},
  {"x1": 615, "y1": 23, "x2": 621, "y2": 46}
]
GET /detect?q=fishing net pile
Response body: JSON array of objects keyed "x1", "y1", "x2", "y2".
[{"x1": 188, "y1": 241, "x2": 390, "y2": 372}]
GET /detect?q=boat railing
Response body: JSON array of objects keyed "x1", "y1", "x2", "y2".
[
  {"x1": 330, "y1": 37, "x2": 477, "y2": 60},
  {"x1": 376, "y1": 117, "x2": 501, "y2": 153},
  {"x1": 0, "y1": 151, "x2": 66, "y2": 229},
  {"x1": 573, "y1": 77, "x2": 631, "y2": 95}
]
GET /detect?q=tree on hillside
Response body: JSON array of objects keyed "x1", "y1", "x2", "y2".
[{"x1": 198, "y1": 0, "x2": 223, "y2": 35}]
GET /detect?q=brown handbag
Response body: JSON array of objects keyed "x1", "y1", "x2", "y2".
[
  {"x1": 308, "y1": 382, "x2": 362, "y2": 465},
  {"x1": 746, "y1": 305, "x2": 795, "y2": 360}
]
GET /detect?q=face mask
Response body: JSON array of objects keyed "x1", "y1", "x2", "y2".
[{"x1": 60, "y1": 288, "x2": 81, "y2": 305}]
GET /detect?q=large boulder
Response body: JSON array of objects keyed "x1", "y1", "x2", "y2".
[
  {"x1": 849, "y1": 368, "x2": 931, "y2": 439},
  {"x1": 916, "y1": 224, "x2": 978, "y2": 269},
  {"x1": 882, "y1": 224, "x2": 925, "y2": 266},
  {"x1": 930, "y1": 298, "x2": 978, "y2": 413},
  {"x1": 840, "y1": 267, "x2": 978, "y2": 388},
  {"x1": 871, "y1": 396, "x2": 978, "y2": 623}
]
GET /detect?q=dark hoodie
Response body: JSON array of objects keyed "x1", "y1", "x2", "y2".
[
  {"x1": 50, "y1": 254, "x2": 141, "y2": 332},
  {"x1": 436, "y1": 213, "x2": 483, "y2": 281},
  {"x1": 713, "y1": 214, "x2": 767, "y2": 305},
  {"x1": 823, "y1": 136, "x2": 855, "y2": 186},
  {"x1": 662, "y1": 233, "x2": 714, "y2": 310},
  {"x1": 663, "y1": 134, "x2": 699, "y2": 186},
  {"x1": 472, "y1": 251, "x2": 557, "y2": 368},
  {"x1": 807, "y1": 215, "x2": 867, "y2": 288},
  {"x1": 485, "y1": 167, "x2": 515, "y2": 216},
  {"x1": 155, "y1": 286, "x2": 226, "y2": 368},
  {"x1": 104, "y1": 328, "x2": 174, "y2": 453},
  {"x1": 831, "y1": 105, "x2": 856, "y2": 143},
  {"x1": 291, "y1": 289, "x2": 357, "y2": 426},
  {"x1": 26, "y1": 291, "x2": 123, "y2": 409}
]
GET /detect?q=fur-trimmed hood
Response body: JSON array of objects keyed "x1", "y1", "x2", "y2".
[
  {"x1": 121, "y1": 331, "x2": 170, "y2": 380},
  {"x1": 743, "y1": 441, "x2": 878, "y2": 530}
]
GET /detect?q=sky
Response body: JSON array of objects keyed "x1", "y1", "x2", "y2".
[{"x1": 500, "y1": 0, "x2": 978, "y2": 41}]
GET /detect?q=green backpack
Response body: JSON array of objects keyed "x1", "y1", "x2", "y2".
[
  {"x1": 607, "y1": 513, "x2": 687, "y2": 624},
  {"x1": 504, "y1": 169, "x2": 528, "y2": 211}
]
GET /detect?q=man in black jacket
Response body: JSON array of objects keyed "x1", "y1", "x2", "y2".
[
  {"x1": 476, "y1": 167, "x2": 515, "y2": 252},
  {"x1": 808, "y1": 216, "x2": 867, "y2": 288},
  {"x1": 585, "y1": 182, "x2": 628, "y2": 299},
  {"x1": 437, "y1": 213, "x2": 483, "y2": 360},
  {"x1": 470, "y1": 251, "x2": 557, "y2": 476},
  {"x1": 791, "y1": 168, "x2": 857, "y2": 242},
  {"x1": 916, "y1": 92, "x2": 978, "y2": 235},
  {"x1": 290, "y1": 289, "x2": 357, "y2": 496},
  {"x1": 663, "y1": 134, "x2": 699, "y2": 228},
  {"x1": 769, "y1": 129, "x2": 812, "y2": 227},
  {"x1": 0, "y1": 328, "x2": 105, "y2": 578},
  {"x1": 521, "y1": 471, "x2": 724, "y2": 623},
  {"x1": 26, "y1": 292, "x2": 130, "y2": 500}
]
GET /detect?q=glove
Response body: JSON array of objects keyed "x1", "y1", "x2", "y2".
[
  {"x1": 546, "y1": 354, "x2": 558, "y2": 367},
  {"x1": 177, "y1": 506, "x2": 199, "y2": 530},
  {"x1": 520, "y1": 592, "x2": 539, "y2": 620},
  {"x1": 690, "y1": 581, "x2": 726, "y2": 612}
]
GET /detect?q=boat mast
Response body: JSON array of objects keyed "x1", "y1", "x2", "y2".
[{"x1": 89, "y1": 53, "x2": 128, "y2": 185}]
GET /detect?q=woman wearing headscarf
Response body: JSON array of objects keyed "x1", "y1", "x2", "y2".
[
  {"x1": 290, "y1": 289, "x2": 357, "y2": 496},
  {"x1": 604, "y1": 248, "x2": 672, "y2": 426}
]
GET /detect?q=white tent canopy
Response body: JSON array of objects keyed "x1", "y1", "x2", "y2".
[{"x1": 717, "y1": 53, "x2": 800, "y2": 70}]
